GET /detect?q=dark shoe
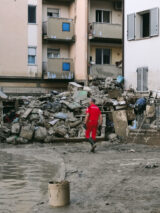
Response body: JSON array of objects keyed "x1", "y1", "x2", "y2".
[{"x1": 90, "y1": 143, "x2": 96, "y2": 153}]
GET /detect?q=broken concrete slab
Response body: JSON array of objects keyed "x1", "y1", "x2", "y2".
[
  {"x1": 73, "y1": 90, "x2": 88, "y2": 102},
  {"x1": 55, "y1": 125, "x2": 67, "y2": 137},
  {"x1": 112, "y1": 110, "x2": 128, "y2": 138},
  {"x1": 68, "y1": 82, "x2": 83, "y2": 91},
  {"x1": 21, "y1": 108, "x2": 33, "y2": 119},
  {"x1": 61, "y1": 101, "x2": 81, "y2": 110},
  {"x1": 6, "y1": 136, "x2": 16, "y2": 143},
  {"x1": 11, "y1": 123, "x2": 20, "y2": 134},
  {"x1": 16, "y1": 137, "x2": 28, "y2": 144},
  {"x1": 146, "y1": 105, "x2": 155, "y2": 118},
  {"x1": 34, "y1": 127, "x2": 47, "y2": 141},
  {"x1": 20, "y1": 125, "x2": 34, "y2": 140}
]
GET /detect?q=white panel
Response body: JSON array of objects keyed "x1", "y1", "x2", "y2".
[
  {"x1": 28, "y1": 25, "x2": 37, "y2": 46},
  {"x1": 28, "y1": 0, "x2": 37, "y2": 5},
  {"x1": 28, "y1": 47, "x2": 36, "y2": 55}
]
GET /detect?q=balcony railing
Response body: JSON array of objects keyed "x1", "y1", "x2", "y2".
[
  {"x1": 89, "y1": 64, "x2": 122, "y2": 79},
  {"x1": 43, "y1": 18, "x2": 75, "y2": 42},
  {"x1": 89, "y1": 22, "x2": 122, "y2": 40},
  {"x1": 43, "y1": 58, "x2": 74, "y2": 80}
]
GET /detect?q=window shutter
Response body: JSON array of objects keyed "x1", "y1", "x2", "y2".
[
  {"x1": 143, "y1": 67, "x2": 148, "y2": 91},
  {"x1": 150, "y1": 8, "x2": 159, "y2": 36},
  {"x1": 127, "y1": 13, "x2": 135, "y2": 40},
  {"x1": 137, "y1": 67, "x2": 143, "y2": 91}
]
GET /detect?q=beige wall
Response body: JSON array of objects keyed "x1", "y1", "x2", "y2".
[
  {"x1": 0, "y1": 0, "x2": 42, "y2": 78},
  {"x1": 0, "y1": 0, "x2": 28, "y2": 77},
  {"x1": 42, "y1": 4, "x2": 70, "y2": 22},
  {"x1": 90, "y1": 44, "x2": 122, "y2": 65},
  {"x1": 43, "y1": 44, "x2": 70, "y2": 61},
  {"x1": 90, "y1": 0, "x2": 122, "y2": 25}
]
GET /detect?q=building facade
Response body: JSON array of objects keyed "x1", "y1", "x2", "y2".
[
  {"x1": 0, "y1": 0, "x2": 122, "y2": 89},
  {"x1": 124, "y1": 0, "x2": 160, "y2": 91}
]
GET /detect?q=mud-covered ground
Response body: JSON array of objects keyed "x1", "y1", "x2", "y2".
[{"x1": 1, "y1": 142, "x2": 160, "y2": 213}]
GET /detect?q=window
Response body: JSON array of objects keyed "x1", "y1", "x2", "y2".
[
  {"x1": 127, "y1": 8, "x2": 159, "y2": 41},
  {"x1": 47, "y1": 48, "x2": 60, "y2": 59},
  {"x1": 62, "y1": 23, "x2": 70, "y2": 32},
  {"x1": 137, "y1": 67, "x2": 148, "y2": 91},
  {"x1": 28, "y1": 47, "x2": 36, "y2": 65},
  {"x1": 47, "y1": 8, "x2": 59, "y2": 18},
  {"x1": 63, "y1": 63, "x2": 70, "y2": 71},
  {"x1": 142, "y1": 12, "x2": 150, "y2": 37},
  {"x1": 96, "y1": 10, "x2": 111, "y2": 23},
  {"x1": 96, "y1": 48, "x2": 111, "y2": 65},
  {"x1": 28, "y1": 5, "x2": 36, "y2": 24}
]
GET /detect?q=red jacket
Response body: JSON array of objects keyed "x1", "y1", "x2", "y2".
[{"x1": 86, "y1": 104, "x2": 101, "y2": 122}]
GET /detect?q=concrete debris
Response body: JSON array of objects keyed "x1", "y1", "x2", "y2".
[
  {"x1": 20, "y1": 125, "x2": 34, "y2": 140},
  {"x1": 34, "y1": 127, "x2": 47, "y2": 141},
  {"x1": 1, "y1": 77, "x2": 160, "y2": 144},
  {"x1": 108, "y1": 133, "x2": 120, "y2": 143},
  {"x1": 11, "y1": 123, "x2": 20, "y2": 134}
]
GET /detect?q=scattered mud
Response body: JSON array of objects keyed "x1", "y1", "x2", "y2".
[{"x1": 0, "y1": 142, "x2": 160, "y2": 213}]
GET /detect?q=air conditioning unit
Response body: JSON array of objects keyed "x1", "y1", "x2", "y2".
[{"x1": 114, "y1": 1, "x2": 122, "y2": 10}]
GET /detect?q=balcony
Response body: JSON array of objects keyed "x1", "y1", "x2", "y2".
[
  {"x1": 89, "y1": 64, "x2": 122, "y2": 79},
  {"x1": 43, "y1": 18, "x2": 75, "y2": 42},
  {"x1": 43, "y1": 58, "x2": 74, "y2": 80},
  {"x1": 89, "y1": 23, "x2": 122, "y2": 41}
]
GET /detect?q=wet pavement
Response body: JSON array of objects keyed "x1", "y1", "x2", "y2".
[{"x1": 0, "y1": 142, "x2": 160, "y2": 213}]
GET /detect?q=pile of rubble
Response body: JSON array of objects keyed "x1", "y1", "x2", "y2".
[
  {"x1": 0, "y1": 79, "x2": 122, "y2": 144},
  {"x1": 0, "y1": 77, "x2": 159, "y2": 144}
]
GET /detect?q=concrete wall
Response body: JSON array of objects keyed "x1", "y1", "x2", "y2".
[
  {"x1": 124, "y1": 0, "x2": 160, "y2": 91},
  {"x1": 90, "y1": 0, "x2": 122, "y2": 24}
]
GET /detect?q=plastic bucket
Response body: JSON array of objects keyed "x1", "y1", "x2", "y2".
[{"x1": 48, "y1": 181, "x2": 70, "y2": 207}]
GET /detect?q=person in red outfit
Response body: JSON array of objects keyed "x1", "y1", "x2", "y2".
[{"x1": 84, "y1": 98, "x2": 103, "y2": 152}]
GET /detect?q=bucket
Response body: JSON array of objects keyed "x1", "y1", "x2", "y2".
[{"x1": 48, "y1": 181, "x2": 70, "y2": 207}]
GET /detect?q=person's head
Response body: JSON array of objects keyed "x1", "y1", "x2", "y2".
[{"x1": 89, "y1": 98, "x2": 96, "y2": 105}]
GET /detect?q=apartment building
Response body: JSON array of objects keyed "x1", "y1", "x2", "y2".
[
  {"x1": 0, "y1": 0, "x2": 122, "y2": 90},
  {"x1": 124, "y1": 0, "x2": 160, "y2": 91}
]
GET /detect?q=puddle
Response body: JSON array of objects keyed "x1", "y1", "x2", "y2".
[{"x1": 0, "y1": 150, "x2": 58, "y2": 213}]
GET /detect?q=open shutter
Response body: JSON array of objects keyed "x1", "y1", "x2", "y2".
[
  {"x1": 150, "y1": 8, "x2": 159, "y2": 36},
  {"x1": 127, "y1": 13, "x2": 135, "y2": 40},
  {"x1": 143, "y1": 67, "x2": 148, "y2": 91}
]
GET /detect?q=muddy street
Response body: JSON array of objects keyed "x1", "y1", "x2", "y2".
[{"x1": 0, "y1": 142, "x2": 160, "y2": 213}]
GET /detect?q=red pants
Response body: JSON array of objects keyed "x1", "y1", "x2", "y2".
[{"x1": 85, "y1": 121, "x2": 98, "y2": 141}]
